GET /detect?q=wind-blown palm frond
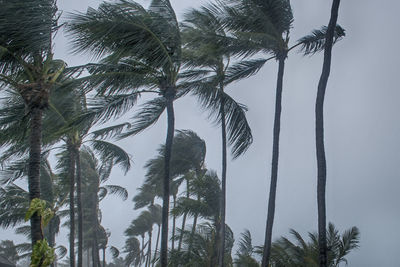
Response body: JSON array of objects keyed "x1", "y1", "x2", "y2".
[
  {"x1": 222, "y1": 93, "x2": 253, "y2": 158},
  {"x1": 119, "y1": 97, "x2": 166, "y2": 138},
  {"x1": 297, "y1": 25, "x2": 345, "y2": 55},
  {"x1": 235, "y1": 229, "x2": 259, "y2": 267},
  {"x1": 91, "y1": 123, "x2": 132, "y2": 140},
  {"x1": 100, "y1": 185, "x2": 128, "y2": 201},
  {"x1": 0, "y1": 0, "x2": 58, "y2": 68},
  {"x1": 90, "y1": 140, "x2": 131, "y2": 174},
  {"x1": 110, "y1": 246, "x2": 120, "y2": 259},
  {"x1": 0, "y1": 183, "x2": 29, "y2": 228},
  {"x1": 269, "y1": 223, "x2": 359, "y2": 266},
  {"x1": 67, "y1": 0, "x2": 179, "y2": 69},
  {"x1": 225, "y1": 58, "x2": 269, "y2": 85}
]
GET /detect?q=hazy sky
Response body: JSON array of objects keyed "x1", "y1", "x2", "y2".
[{"x1": 2, "y1": 1, "x2": 400, "y2": 266}]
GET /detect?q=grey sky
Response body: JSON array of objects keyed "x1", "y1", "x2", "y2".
[{"x1": 2, "y1": 1, "x2": 400, "y2": 266}]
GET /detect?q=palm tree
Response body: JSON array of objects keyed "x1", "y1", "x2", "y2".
[
  {"x1": 314, "y1": 1, "x2": 342, "y2": 266},
  {"x1": 66, "y1": 2, "x2": 195, "y2": 265},
  {"x1": 171, "y1": 170, "x2": 223, "y2": 266},
  {"x1": 48, "y1": 82, "x2": 131, "y2": 267},
  {"x1": 0, "y1": 0, "x2": 63, "y2": 247},
  {"x1": 268, "y1": 223, "x2": 359, "y2": 267},
  {"x1": 133, "y1": 130, "x2": 207, "y2": 256},
  {"x1": 218, "y1": 1, "x2": 345, "y2": 265},
  {"x1": 169, "y1": 223, "x2": 235, "y2": 267},
  {"x1": 181, "y1": 6, "x2": 253, "y2": 265}
]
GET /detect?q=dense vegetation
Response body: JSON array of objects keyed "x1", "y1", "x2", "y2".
[{"x1": 0, "y1": 0, "x2": 358, "y2": 267}]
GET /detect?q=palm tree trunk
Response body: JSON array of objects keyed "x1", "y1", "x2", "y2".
[
  {"x1": 177, "y1": 179, "x2": 190, "y2": 252},
  {"x1": 141, "y1": 235, "x2": 145, "y2": 262},
  {"x1": 218, "y1": 92, "x2": 227, "y2": 267},
  {"x1": 102, "y1": 247, "x2": 106, "y2": 267},
  {"x1": 76, "y1": 149, "x2": 84, "y2": 267},
  {"x1": 261, "y1": 55, "x2": 286, "y2": 267},
  {"x1": 28, "y1": 107, "x2": 44, "y2": 247},
  {"x1": 316, "y1": 1, "x2": 341, "y2": 266},
  {"x1": 171, "y1": 194, "x2": 177, "y2": 251},
  {"x1": 146, "y1": 230, "x2": 152, "y2": 267},
  {"x1": 68, "y1": 145, "x2": 76, "y2": 267},
  {"x1": 152, "y1": 224, "x2": 161, "y2": 267},
  {"x1": 160, "y1": 86, "x2": 175, "y2": 267},
  {"x1": 188, "y1": 195, "x2": 200, "y2": 255}
]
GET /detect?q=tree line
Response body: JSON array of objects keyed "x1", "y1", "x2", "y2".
[{"x1": 0, "y1": 0, "x2": 357, "y2": 266}]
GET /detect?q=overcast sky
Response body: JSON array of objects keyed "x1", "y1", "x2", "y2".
[{"x1": 2, "y1": 1, "x2": 400, "y2": 266}]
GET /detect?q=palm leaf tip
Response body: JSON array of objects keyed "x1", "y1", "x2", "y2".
[{"x1": 297, "y1": 24, "x2": 346, "y2": 55}]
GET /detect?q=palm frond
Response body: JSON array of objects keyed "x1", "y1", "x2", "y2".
[
  {"x1": 90, "y1": 140, "x2": 131, "y2": 174},
  {"x1": 101, "y1": 185, "x2": 128, "y2": 201},
  {"x1": 225, "y1": 58, "x2": 269, "y2": 85},
  {"x1": 110, "y1": 246, "x2": 120, "y2": 259},
  {"x1": 222, "y1": 93, "x2": 253, "y2": 158},
  {"x1": 297, "y1": 25, "x2": 345, "y2": 55},
  {"x1": 91, "y1": 123, "x2": 131, "y2": 139},
  {"x1": 67, "y1": 0, "x2": 179, "y2": 68},
  {"x1": 119, "y1": 97, "x2": 166, "y2": 138}
]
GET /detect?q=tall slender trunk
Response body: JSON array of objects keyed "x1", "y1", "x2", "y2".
[
  {"x1": 102, "y1": 247, "x2": 106, "y2": 267},
  {"x1": 76, "y1": 149, "x2": 83, "y2": 267},
  {"x1": 68, "y1": 145, "x2": 76, "y2": 267},
  {"x1": 188, "y1": 194, "x2": 200, "y2": 255},
  {"x1": 218, "y1": 91, "x2": 227, "y2": 267},
  {"x1": 171, "y1": 194, "x2": 177, "y2": 251},
  {"x1": 152, "y1": 224, "x2": 161, "y2": 267},
  {"x1": 28, "y1": 107, "x2": 44, "y2": 246},
  {"x1": 177, "y1": 179, "x2": 190, "y2": 252},
  {"x1": 316, "y1": 1, "x2": 341, "y2": 266},
  {"x1": 48, "y1": 219, "x2": 56, "y2": 267},
  {"x1": 92, "y1": 237, "x2": 101, "y2": 267},
  {"x1": 141, "y1": 235, "x2": 145, "y2": 262},
  {"x1": 262, "y1": 55, "x2": 286, "y2": 267},
  {"x1": 146, "y1": 230, "x2": 152, "y2": 267},
  {"x1": 87, "y1": 248, "x2": 90, "y2": 267},
  {"x1": 160, "y1": 86, "x2": 175, "y2": 267}
]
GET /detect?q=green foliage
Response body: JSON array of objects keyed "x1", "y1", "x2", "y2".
[
  {"x1": 24, "y1": 198, "x2": 54, "y2": 229},
  {"x1": 30, "y1": 239, "x2": 55, "y2": 267}
]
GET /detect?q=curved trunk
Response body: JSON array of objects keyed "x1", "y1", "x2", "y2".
[
  {"x1": 160, "y1": 86, "x2": 175, "y2": 267},
  {"x1": 68, "y1": 145, "x2": 76, "y2": 267},
  {"x1": 76, "y1": 149, "x2": 83, "y2": 267},
  {"x1": 218, "y1": 91, "x2": 227, "y2": 267},
  {"x1": 152, "y1": 224, "x2": 161, "y2": 267},
  {"x1": 262, "y1": 56, "x2": 286, "y2": 267},
  {"x1": 316, "y1": 1, "x2": 341, "y2": 266},
  {"x1": 28, "y1": 107, "x2": 44, "y2": 246}
]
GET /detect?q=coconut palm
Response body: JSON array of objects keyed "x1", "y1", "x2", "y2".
[
  {"x1": 66, "y1": 1, "x2": 197, "y2": 264},
  {"x1": 132, "y1": 130, "x2": 207, "y2": 256},
  {"x1": 171, "y1": 170, "x2": 223, "y2": 266},
  {"x1": 268, "y1": 223, "x2": 359, "y2": 267},
  {"x1": 314, "y1": 1, "x2": 342, "y2": 266},
  {"x1": 181, "y1": 6, "x2": 254, "y2": 265},
  {"x1": 169, "y1": 223, "x2": 234, "y2": 267},
  {"x1": 216, "y1": 1, "x2": 345, "y2": 265},
  {"x1": 0, "y1": 0, "x2": 64, "y2": 247},
  {"x1": 48, "y1": 82, "x2": 131, "y2": 267}
]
